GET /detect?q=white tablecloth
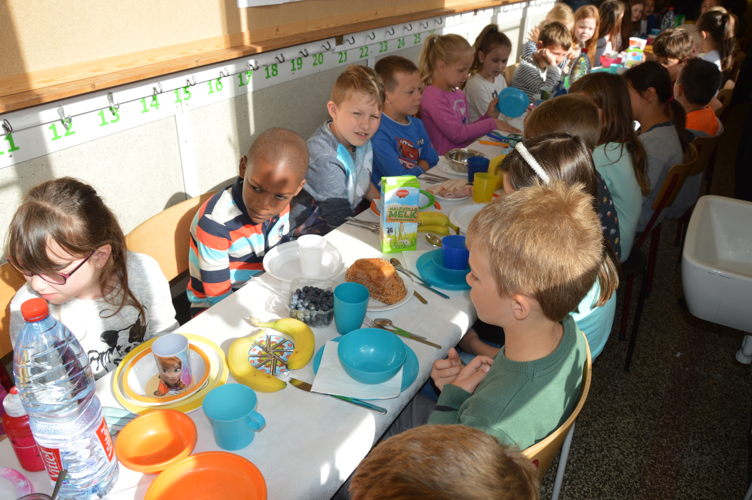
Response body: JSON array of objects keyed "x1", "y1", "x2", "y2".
[{"x1": 0, "y1": 158, "x2": 510, "y2": 498}]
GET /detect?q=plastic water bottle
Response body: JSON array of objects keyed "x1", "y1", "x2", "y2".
[
  {"x1": 13, "y1": 298, "x2": 118, "y2": 499},
  {"x1": 661, "y1": 7, "x2": 675, "y2": 31},
  {"x1": 2, "y1": 387, "x2": 45, "y2": 471},
  {"x1": 570, "y1": 48, "x2": 591, "y2": 85}
]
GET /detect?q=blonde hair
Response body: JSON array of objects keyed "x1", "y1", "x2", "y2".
[
  {"x1": 540, "y1": 3, "x2": 575, "y2": 32},
  {"x1": 574, "y1": 5, "x2": 601, "y2": 64},
  {"x1": 350, "y1": 425, "x2": 539, "y2": 500},
  {"x1": 495, "y1": 135, "x2": 620, "y2": 315},
  {"x1": 331, "y1": 65, "x2": 385, "y2": 109},
  {"x1": 419, "y1": 33, "x2": 473, "y2": 86}
]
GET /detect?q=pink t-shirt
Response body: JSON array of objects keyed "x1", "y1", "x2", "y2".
[{"x1": 420, "y1": 85, "x2": 496, "y2": 155}]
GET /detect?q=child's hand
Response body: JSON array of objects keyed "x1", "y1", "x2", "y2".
[
  {"x1": 452, "y1": 355, "x2": 494, "y2": 394},
  {"x1": 494, "y1": 119, "x2": 521, "y2": 135},
  {"x1": 431, "y1": 348, "x2": 462, "y2": 392},
  {"x1": 527, "y1": 26, "x2": 540, "y2": 43},
  {"x1": 538, "y1": 48, "x2": 556, "y2": 67},
  {"x1": 486, "y1": 97, "x2": 500, "y2": 118}
]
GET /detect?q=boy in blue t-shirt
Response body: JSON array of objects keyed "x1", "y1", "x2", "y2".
[{"x1": 371, "y1": 56, "x2": 438, "y2": 184}]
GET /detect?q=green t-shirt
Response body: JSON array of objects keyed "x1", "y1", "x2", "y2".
[{"x1": 428, "y1": 315, "x2": 588, "y2": 449}]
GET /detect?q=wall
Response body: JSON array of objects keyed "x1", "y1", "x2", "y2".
[{"x1": 0, "y1": 2, "x2": 550, "y2": 258}]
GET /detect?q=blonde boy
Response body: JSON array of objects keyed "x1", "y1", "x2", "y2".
[
  {"x1": 427, "y1": 182, "x2": 596, "y2": 449},
  {"x1": 371, "y1": 56, "x2": 438, "y2": 183},
  {"x1": 511, "y1": 22, "x2": 573, "y2": 101},
  {"x1": 350, "y1": 425, "x2": 539, "y2": 500},
  {"x1": 299, "y1": 65, "x2": 384, "y2": 230}
]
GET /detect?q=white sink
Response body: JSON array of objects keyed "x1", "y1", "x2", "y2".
[{"x1": 682, "y1": 195, "x2": 752, "y2": 334}]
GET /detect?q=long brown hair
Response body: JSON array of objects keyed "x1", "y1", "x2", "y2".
[
  {"x1": 470, "y1": 24, "x2": 513, "y2": 75},
  {"x1": 574, "y1": 5, "x2": 601, "y2": 65},
  {"x1": 499, "y1": 134, "x2": 619, "y2": 307},
  {"x1": 570, "y1": 72, "x2": 650, "y2": 194},
  {"x1": 6, "y1": 177, "x2": 145, "y2": 319},
  {"x1": 623, "y1": 61, "x2": 690, "y2": 153},
  {"x1": 598, "y1": 0, "x2": 625, "y2": 50},
  {"x1": 697, "y1": 9, "x2": 735, "y2": 78}
]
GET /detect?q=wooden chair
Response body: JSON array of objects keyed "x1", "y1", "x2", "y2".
[
  {"x1": 1, "y1": 262, "x2": 27, "y2": 390},
  {"x1": 618, "y1": 144, "x2": 699, "y2": 370},
  {"x1": 125, "y1": 192, "x2": 215, "y2": 283},
  {"x1": 523, "y1": 336, "x2": 592, "y2": 500}
]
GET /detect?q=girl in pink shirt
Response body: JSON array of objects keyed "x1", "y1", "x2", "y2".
[{"x1": 418, "y1": 34, "x2": 519, "y2": 155}]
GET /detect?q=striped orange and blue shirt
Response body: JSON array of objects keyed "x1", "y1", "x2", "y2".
[{"x1": 187, "y1": 178, "x2": 290, "y2": 312}]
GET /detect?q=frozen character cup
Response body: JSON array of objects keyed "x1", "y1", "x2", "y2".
[{"x1": 151, "y1": 334, "x2": 192, "y2": 396}]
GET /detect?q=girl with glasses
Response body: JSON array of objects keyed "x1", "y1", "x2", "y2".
[{"x1": 6, "y1": 177, "x2": 178, "y2": 378}]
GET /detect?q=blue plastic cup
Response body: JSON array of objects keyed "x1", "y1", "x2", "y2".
[
  {"x1": 202, "y1": 384, "x2": 266, "y2": 451},
  {"x1": 442, "y1": 235, "x2": 470, "y2": 270},
  {"x1": 467, "y1": 156, "x2": 490, "y2": 183},
  {"x1": 334, "y1": 282, "x2": 370, "y2": 335}
]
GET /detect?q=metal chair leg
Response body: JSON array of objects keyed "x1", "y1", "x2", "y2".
[
  {"x1": 619, "y1": 274, "x2": 635, "y2": 340},
  {"x1": 551, "y1": 422, "x2": 576, "y2": 500},
  {"x1": 625, "y1": 270, "x2": 650, "y2": 371},
  {"x1": 646, "y1": 225, "x2": 662, "y2": 296}
]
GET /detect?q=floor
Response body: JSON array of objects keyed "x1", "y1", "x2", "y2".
[{"x1": 538, "y1": 224, "x2": 750, "y2": 499}]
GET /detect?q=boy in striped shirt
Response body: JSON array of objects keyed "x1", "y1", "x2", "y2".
[
  {"x1": 510, "y1": 22, "x2": 572, "y2": 102},
  {"x1": 187, "y1": 128, "x2": 308, "y2": 314}
]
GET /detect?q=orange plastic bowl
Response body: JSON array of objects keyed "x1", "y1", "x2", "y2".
[
  {"x1": 145, "y1": 452, "x2": 267, "y2": 500},
  {"x1": 115, "y1": 409, "x2": 197, "y2": 474}
]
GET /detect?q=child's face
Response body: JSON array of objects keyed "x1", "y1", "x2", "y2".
[
  {"x1": 701, "y1": 0, "x2": 720, "y2": 14},
  {"x1": 438, "y1": 50, "x2": 474, "y2": 89},
  {"x1": 631, "y1": 3, "x2": 644, "y2": 22},
  {"x1": 159, "y1": 361, "x2": 182, "y2": 385},
  {"x1": 545, "y1": 44, "x2": 570, "y2": 65},
  {"x1": 466, "y1": 244, "x2": 505, "y2": 324},
  {"x1": 22, "y1": 240, "x2": 105, "y2": 305},
  {"x1": 656, "y1": 56, "x2": 684, "y2": 83},
  {"x1": 574, "y1": 18, "x2": 597, "y2": 45},
  {"x1": 385, "y1": 71, "x2": 423, "y2": 118},
  {"x1": 644, "y1": 0, "x2": 654, "y2": 16},
  {"x1": 479, "y1": 45, "x2": 511, "y2": 80},
  {"x1": 239, "y1": 155, "x2": 306, "y2": 224},
  {"x1": 327, "y1": 91, "x2": 382, "y2": 148}
]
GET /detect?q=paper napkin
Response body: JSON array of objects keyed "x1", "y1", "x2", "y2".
[{"x1": 311, "y1": 340, "x2": 402, "y2": 400}]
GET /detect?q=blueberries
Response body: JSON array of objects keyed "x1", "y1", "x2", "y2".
[{"x1": 289, "y1": 284, "x2": 334, "y2": 327}]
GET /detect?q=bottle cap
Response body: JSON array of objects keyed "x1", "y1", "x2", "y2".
[
  {"x1": 2, "y1": 387, "x2": 27, "y2": 417},
  {"x1": 20, "y1": 298, "x2": 49, "y2": 322}
]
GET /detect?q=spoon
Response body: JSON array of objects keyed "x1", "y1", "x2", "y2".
[{"x1": 424, "y1": 233, "x2": 443, "y2": 247}]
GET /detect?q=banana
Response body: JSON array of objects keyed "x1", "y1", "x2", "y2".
[
  {"x1": 227, "y1": 331, "x2": 287, "y2": 392},
  {"x1": 418, "y1": 224, "x2": 450, "y2": 235},
  {"x1": 247, "y1": 317, "x2": 315, "y2": 369},
  {"x1": 418, "y1": 211, "x2": 450, "y2": 226}
]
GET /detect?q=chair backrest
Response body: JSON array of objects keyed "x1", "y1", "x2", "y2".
[
  {"x1": 715, "y1": 88, "x2": 733, "y2": 118},
  {"x1": 523, "y1": 336, "x2": 593, "y2": 477},
  {"x1": 125, "y1": 192, "x2": 215, "y2": 282},
  {"x1": 1, "y1": 262, "x2": 26, "y2": 359},
  {"x1": 634, "y1": 144, "x2": 699, "y2": 250},
  {"x1": 692, "y1": 133, "x2": 721, "y2": 175},
  {"x1": 504, "y1": 63, "x2": 519, "y2": 85}
]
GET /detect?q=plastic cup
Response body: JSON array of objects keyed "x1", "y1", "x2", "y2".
[
  {"x1": 467, "y1": 156, "x2": 489, "y2": 183},
  {"x1": 297, "y1": 235, "x2": 326, "y2": 278},
  {"x1": 333, "y1": 282, "x2": 370, "y2": 335},
  {"x1": 472, "y1": 173, "x2": 497, "y2": 203},
  {"x1": 202, "y1": 384, "x2": 266, "y2": 451},
  {"x1": 151, "y1": 334, "x2": 192, "y2": 396},
  {"x1": 442, "y1": 235, "x2": 470, "y2": 270}
]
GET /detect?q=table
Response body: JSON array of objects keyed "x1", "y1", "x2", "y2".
[{"x1": 0, "y1": 144, "x2": 510, "y2": 499}]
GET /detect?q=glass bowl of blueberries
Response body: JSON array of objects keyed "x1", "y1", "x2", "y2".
[{"x1": 288, "y1": 279, "x2": 335, "y2": 327}]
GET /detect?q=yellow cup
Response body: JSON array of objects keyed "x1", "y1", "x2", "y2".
[
  {"x1": 472, "y1": 173, "x2": 497, "y2": 203},
  {"x1": 488, "y1": 153, "x2": 507, "y2": 189}
]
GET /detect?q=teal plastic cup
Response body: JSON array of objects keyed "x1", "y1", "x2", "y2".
[
  {"x1": 202, "y1": 384, "x2": 266, "y2": 451},
  {"x1": 334, "y1": 282, "x2": 370, "y2": 335}
]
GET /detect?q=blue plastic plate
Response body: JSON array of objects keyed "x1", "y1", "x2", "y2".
[
  {"x1": 416, "y1": 249, "x2": 471, "y2": 291},
  {"x1": 312, "y1": 336, "x2": 419, "y2": 393},
  {"x1": 497, "y1": 87, "x2": 529, "y2": 118}
]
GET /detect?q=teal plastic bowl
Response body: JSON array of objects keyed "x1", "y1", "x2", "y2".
[{"x1": 338, "y1": 328, "x2": 406, "y2": 384}]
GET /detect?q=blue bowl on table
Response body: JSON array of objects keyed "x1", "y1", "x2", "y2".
[
  {"x1": 496, "y1": 87, "x2": 529, "y2": 118},
  {"x1": 338, "y1": 328, "x2": 406, "y2": 384}
]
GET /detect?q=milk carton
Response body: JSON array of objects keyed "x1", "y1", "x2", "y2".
[{"x1": 380, "y1": 175, "x2": 420, "y2": 253}]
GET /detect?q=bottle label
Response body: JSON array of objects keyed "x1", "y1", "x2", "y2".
[
  {"x1": 38, "y1": 445, "x2": 63, "y2": 482},
  {"x1": 37, "y1": 418, "x2": 115, "y2": 482}
]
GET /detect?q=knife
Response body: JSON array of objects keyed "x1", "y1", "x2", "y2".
[
  {"x1": 289, "y1": 378, "x2": 387, "y2": 415},
  {"x1": 389, "y1": 327, "x2": 441, "y2": 349},
  {"x1": 391, "y1": 261, "x2": 451, "y2": 300}
]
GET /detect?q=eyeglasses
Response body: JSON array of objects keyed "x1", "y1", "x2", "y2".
[{"x1": 11, "y1": 252, "x2": 94, "y2": 285}]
